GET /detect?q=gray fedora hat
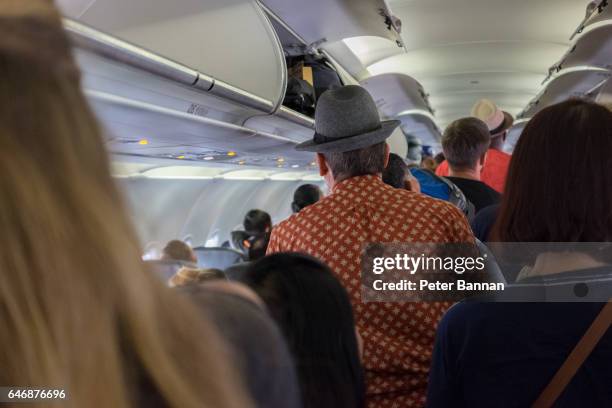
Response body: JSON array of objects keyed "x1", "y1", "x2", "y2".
[{"x1": 295, "y1": 85, "x2": 401, "y2": 153}]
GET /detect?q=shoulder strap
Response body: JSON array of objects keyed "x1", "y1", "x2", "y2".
[{"x1": 532, "y1": 300, "x2": 612, "y2": 408}]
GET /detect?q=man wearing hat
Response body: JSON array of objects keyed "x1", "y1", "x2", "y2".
[
  {"x1": 436, "y1": 99, "x2": 514, "y2": 193},
  {"x1": 267, "y1": 85, "x2": 474, "y2": 407}
]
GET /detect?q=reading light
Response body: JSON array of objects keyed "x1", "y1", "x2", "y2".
[
  {"x1": 138, "y1": 139, "x2": 149, "y2": 145},
  {"x1": 177, "y1": 155, "x2": 185, "y2": 160},
  {"x1": 227, "y1": 151, "x2": 237, "y2": 157}
]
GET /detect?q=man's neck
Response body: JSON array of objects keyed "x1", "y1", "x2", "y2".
[
  {"x1": 448, "y1": 168, "x2": 481, "y2": 181},
  {"x1": 329, "y1": 173, "x2": 381, "y2": 190}
]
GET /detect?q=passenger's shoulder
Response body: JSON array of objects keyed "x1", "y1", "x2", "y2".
[
  {"x1": 271, "y1": 200, "x2": 321, "y2": 232},
  {"x1": 397, "y1": 189, "x2": 466, "y2": 219}
]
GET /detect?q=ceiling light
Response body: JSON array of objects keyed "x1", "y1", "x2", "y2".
[
  {"x1": 138, "y1": 139, "x2": 149, "y2": 145},
  {"x1": 238, "y1": 160, "x2": 246, "y2": 165},
  {"x1": 203, "y1": 156, "x2": 214, "y2": 161},
  {"x1": 277, "y1": 157, "x2": 285, "y2": 163},
  {"x1": 227, "y1": 151, "x2": 237, "y2": 157},
  {"x1": 291, "y1": 164, "x2": 300, "y2": 168},
  {"x1": 176, "y1": 155, "x2": 185, "y2": 160}
]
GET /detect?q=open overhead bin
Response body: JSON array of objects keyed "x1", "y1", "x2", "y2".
[
  {"x1": 57, "y1": 0, "x2": 319, "y2": 169},
  {"x1": 518, "y1": 69, "x2": 611, "y2": 119},
  {"x1": 572, "y1": 0, "x2": 611, "y2": 39},
  {"x1": 259, "y1": 0, "x2": 404, "y2": 82},
  {"x1": 553, "y1": 24, "x2": 612, "y2": 72},
  {"x1": 59, "y1": 0, "x2": 286, "y2": 107},
  {"x1": 259, "y1": 0, "x2": 403, "y2": 48}
]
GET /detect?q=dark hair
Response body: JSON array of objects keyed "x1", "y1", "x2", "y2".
[
  {"x1": 492, "y1": 99, "x2": 612, "y2": 242},
  {"x1": 323, "y1": 142, "x2": 386, "y2": 180},
  {"x1": 247, "y1": 233, "x2": 270, "y2": 261},
  {"x1": 179, "y1": 286, "x2": 302, "y2": 408},
  {"x1": 442, "y1": 117, "x2": 490, "y2": 171},
  {"x1": 434, "y1": 152, "x2": 445, "y2": 165},
  {"x1": 244, "y1": 253, "x2": 365, "y2": 408},
  {"x1": 292, "y1": 184, "x2": 322, "y2": 213},
  {"x1": 243, "y1": 209, "x2": 272, "y2": 235},
  {"x1": 162, "y1": 240, "x2": 195, "y2": 263},
  {"x1": 382, "y1": 153, "x2": 407, "y2": 188}
]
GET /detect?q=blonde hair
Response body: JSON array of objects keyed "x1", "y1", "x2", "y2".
[
  {"x1": 0, "y1": 2, "x2": 251, "y2": 407},
  {"x1": 168, "y1": 267, "x2": 225, "y2": 287}
]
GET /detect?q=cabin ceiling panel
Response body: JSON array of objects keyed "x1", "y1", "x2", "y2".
[{"x1": 377, "y1": 0, "x2": 589, "y2": 143}]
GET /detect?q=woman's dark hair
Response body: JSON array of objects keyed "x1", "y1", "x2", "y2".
[
  {"x1": 292, "y1": 184, "x2": 322, "y2": 213},
  {"x1": 382, "y1": 153, "x2": 408, "y2": 188},
  {"x1": 243, "y1": 253, "x2": 365, "y2": 408},
  {"x1": 491, "y1": 99, "x2": 612, "y2": 242}
]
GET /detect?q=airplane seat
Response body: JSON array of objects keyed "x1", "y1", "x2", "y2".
[
  {"x1": 193, "y1": 247, "x2": 246, "y2": 270},
  {"x1": 144, "y1": 259, "x2": 190, "y2": 281}
]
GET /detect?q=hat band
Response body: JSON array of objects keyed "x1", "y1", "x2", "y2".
[
  {"x1": 490, "y1": 119, "x2": 506, "y2": 135},
  {"x1": 313, "y1": 124, "x2": 383, "y2": 144}
]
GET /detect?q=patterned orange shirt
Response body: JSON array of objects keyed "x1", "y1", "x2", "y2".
[{"x1": 267, "y1": 175, "x2": 474, "y2": 408}]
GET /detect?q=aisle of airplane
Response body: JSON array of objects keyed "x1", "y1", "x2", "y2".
[{"x1": 56, "y1": 0, "x2": 612, "y2": 248}]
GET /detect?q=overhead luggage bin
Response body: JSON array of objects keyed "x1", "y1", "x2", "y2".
[
  {"x1": 259, "y1": 0, "x2": 403, "y2": 49},
  {"x1": 360, "y1": 73, "x2": 434, "y2": 119},
  {"x1": 518, "y1": 69, "x2": 611, "y2": 119},
  {"x1": 596, "y1": 75, "x2": 612, "y2": 104},
  {"x1": 504, "y1": 120, "x2": 528, "y2": 154},
  {"x1": 57, "y1": 1, "x2": 319, "y2": 170},
  {"x1": 59, "y1": 0, "x2": 286, "y2": 109},
  {"x1": 359, "y1": 73, "x2": 440, "y2": 146},
  {"x1": 88, "y1": 91, "x2": 311, "y2": 166},
  {"x1": 571, "y1": 0, "x2": 611, "y2": 39},
  {"x1": 553, "y1": 25, "x2": 612, "y2": 72},
  {"x1": 399, "y1": 114, "x2": 442, "y2": 148}
]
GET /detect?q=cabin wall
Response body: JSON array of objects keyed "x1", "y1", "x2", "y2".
[{"x1": 116, "y1": 178, "x2": 325, "y2": 255}]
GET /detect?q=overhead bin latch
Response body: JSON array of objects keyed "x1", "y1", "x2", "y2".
[{"x1": 380, "y1": 10, "x2": 402, "y2": 34}]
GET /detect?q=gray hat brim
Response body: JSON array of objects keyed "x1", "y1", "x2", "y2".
[{"x1": 295, "y1": 119, "x2": 401, "y2": 153}]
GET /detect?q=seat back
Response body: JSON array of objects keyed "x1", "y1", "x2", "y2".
[{"x1": 193, "y1": 247, "x2": 246, "y2": 270}]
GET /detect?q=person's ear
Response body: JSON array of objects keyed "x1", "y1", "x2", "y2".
[
  {"x1": 479, "y1": 151, "x2": 487, "y2": 167},
  {"x1": 316, "y1": 153, "x2": 328, "y2": 177},
  {"x1": 383, "y1": 143, "x2": 391, "y2": 168}
]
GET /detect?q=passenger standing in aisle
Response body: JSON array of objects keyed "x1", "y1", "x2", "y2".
[
  {"x1": 267, "y1": 85, "x2": 474, "y2": 407},
  {"x1": 436, "y1": 99, "x2": 513, "y2": 193}
]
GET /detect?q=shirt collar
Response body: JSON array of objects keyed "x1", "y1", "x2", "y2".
[{"x1": 331, "y1": 174, "x2": 382, "y2": 194}]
